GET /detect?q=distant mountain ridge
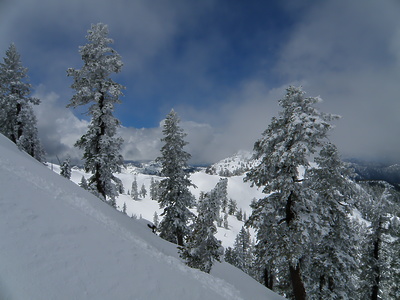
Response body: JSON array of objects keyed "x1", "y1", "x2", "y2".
[
  {"x1": 203, "y1": 151, "x2": 400, "y2": 185},
  {"x1": 347, "y1": 160, "x2": 400, "y2": 185}
]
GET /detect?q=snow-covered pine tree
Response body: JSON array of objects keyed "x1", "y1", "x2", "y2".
[
  {"x1": 149, "y1": 177, "x2": 160, "y2": 201},
  {"x1": 153, "y1": 211, "x2": 159, "y2": 229},
  {"x1": 79, "y1": 176, "x2": 88, "y2": 190},
  {"x1": 224, "y1": 247, "x2": 237, "y2": 266},
  {"x1": 228, "y1": 198, "x2": 237, "y2": 215},
  {"x1": 245, "y1": 86, "x2": 338, "y2": 300},
  {"x1": 116, "y1": 180, "x2": 124, "y2": 194},
  {"x1": 131, "y1": 177, "x2": 139, "y2": 200},
  {"x1": 0, "y1": 43, "x2": 44, "y2": 161},
  {"x1": 140, "y1": 183, "x2": 147, "y2": 198},
  {"x1": 180, "y1": 192, "x2": 223, "y2": 273},
  {"x1": 357, "y1": 180, "x2": 400, "y2": 300},
  {"x1": 60, "y1": 156, "x2": 72, "y2": 179},
  {"x1": 156, "y1": 109, "x2": 195, "y2": 246},
  {"x1": 223, "y1": 213, "x2": 229, "y2": 229},
  {"x1": 235, "y1": 208, "x2": 243, "y2": 221},
  {"x1": 232, "y1": 226, "x2": 254, "y2": 275},
  {"x1": 215, "y1": 178, "x2": 228, "y2": 213},
  {"x1": 303, "y1": 143, "x2": 361, "y2": 299},
  {"x1": 67, "y1": 23, "x2": 124, "y2": 206}
]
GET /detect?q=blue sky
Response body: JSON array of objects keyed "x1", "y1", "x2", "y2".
[{"x1": 1, "y1": 0, "x2": 400, "y2": 165}]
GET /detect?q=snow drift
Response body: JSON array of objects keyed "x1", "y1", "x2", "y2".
[{"x1": 0, "y1": 134, "x2": 284, "y2": 300}]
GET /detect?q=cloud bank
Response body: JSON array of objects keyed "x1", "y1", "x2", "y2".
[{"x1": 2, "y1": 0, "x2": 400, "y2": 165}]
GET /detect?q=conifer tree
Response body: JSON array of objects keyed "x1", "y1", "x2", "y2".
[
  {"x1": 156, "y1": 109, "x2": 195, "y2": 246},
  {"x1": 149, "y1": 177, "x2": 160, "y2": 200},
  {"x1": 67, "y1": 23, "x2": 124, "y2": 206},
  {"x1": 0, "y1": 43, "x2": 44, "y2": 161},
  {"x1": 245, "y1": 86, "x2": 338, "y2": 299},
  {"x1": 140, "y1": 183, "x2": 147, "y2": 198},
  {"x1": 215, "y1": 178, "x2": 228, "y2": 213},
  {"x1": 357, "y1": 181, "x2": 400, "y2": 300},
  {"x1": 153, "y1": 211, "x2": 159, "y2": 229},
  {"x1": 181, "y1": 192, "x2": 223, "y2": 273},
  {"x1": 131, "y1": 177, "x2": 139, "y2": 200},
  {"x1": 235, "y1": 208, "x2": 243, "y2": 221},
  {"x1": 223, "y1": 213, "x2": 229, "y2": 229},
  {"x1": 60, "y1": 156, "x2": 72, "y2": 179},
  {"x1": 228, "y1": 199, "x2": 237, "y2": 215},
  {"x1": 224, "y1": 247, "x2": 237, "y2": 265},
  {"x1": 232, "y1": 226, "x2": 254, "y2": 275},
  {"x1": 303, "y1": 143, "x2": 361, "y2": 299},
  {"x1": 79, "y1": 176, "x2": 88, "y2": 190}
]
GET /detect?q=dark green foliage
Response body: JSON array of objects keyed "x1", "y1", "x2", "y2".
[{"x1": 157, "y1": 110, "x2": 195, "y2": 246}]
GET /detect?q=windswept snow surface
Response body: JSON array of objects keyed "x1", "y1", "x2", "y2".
[{"x1": 0, "y1": 134, "x2": 284, "y2": 300}]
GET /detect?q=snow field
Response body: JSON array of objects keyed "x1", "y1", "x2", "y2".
[{"x1": 0, "y1": 134, "x2": 285, "y2": 299}]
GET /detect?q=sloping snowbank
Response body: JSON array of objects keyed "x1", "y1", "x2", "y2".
[{"x1": 0, "y1": 134, "x2": 284, "y2": 300}]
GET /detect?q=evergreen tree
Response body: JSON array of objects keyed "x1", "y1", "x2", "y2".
[
  {"x1": 245, "y1": 86, "x2": 338, "y2": 299},
  {"x1": 153, "y1": 211, "x2": 159, "y2": 229},
  {"x1": 357, "y1": 181, "x2": 400, "y2": 300},
  {"x1": 116, "y1": 180, "x2": 124, "y2": 194},
  {"x1": 140, "y1": 183, "x2": 147, "y2": 198},
  {"x1": 216, "y1": 178, "x2": 228, "y2": 213},
  {"x1": 67, "y1": 23, "x2": 124, "y2": 206},
  {"x1": 60, "y1": 156, "x2": 72, "y2": 179},
  {"x1": 149, "y1": 177, "x2": 160, "y2": 201},
  {"x1": 303, "y1": 143, "x2": 361, "y2": 299},
  {"x1": 235, "y1": 208, "x2": 243, "y2": 221},
  {"x1": 122, "y1": 202, "x2": 127, "y2": 214},
  {"x1": 0, "y1": 43, "x2": 44, "y2": 161},
  {"x1": 228, "y1": 198, "x2": 237, "y2": 215},
  {"x1": 156, "y1": 109, "x2": 195, "y2": 246},
  {"x1": 180, "y1": 192, "x2": 223, "y2": 273},
  {"x1": 224, "y1": 247, "x2": 237, "y2": 265},
  {"x1": 232, "y1": 226, "x2": 253, "y2": 275},
  {"x1": 131, "y1": 177, "x2": 139, "y2": 200},
  {"x1": 79, "y1": 176, "x2": 88, "y2": 190},
  {"x1": 223, "y1": 213, "x2": 229, "y2": 229}
]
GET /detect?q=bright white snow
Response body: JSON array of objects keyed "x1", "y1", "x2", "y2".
[{"x1": 0, "y1": 134, "x2": 285, "y2": 300}]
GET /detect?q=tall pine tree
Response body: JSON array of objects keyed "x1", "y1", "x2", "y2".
[
  {"x1": 67, "y1": 23, "x2": 124, "y2": 206},
  {"x1": 357, "y1": 180, "x2": 400, "y2": 300},
  {"x1": 60, "y1": 156, "x2": 72, "y2": 179},
  {"x1": 156, "y1": 109, "x2": 195, "y2": 246},
  {"x1": 303, "y1": 143, "x2": 361, "y2": 299},
  {"x1": 245, "y1": 86, "x2": 338, "y2": 299},
  {"x1": 0, "y1": 43, "x2": 44, "y2": 161},
  {"x1": 181, "y1": 191, "x2": 223, "y2": 273}
]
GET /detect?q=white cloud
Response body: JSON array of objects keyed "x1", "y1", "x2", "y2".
[
  {"x1": 4, "y1": 0, "x2": 400, "y2": 166},
  {"x1": 273, "y1": 0, "x2": 400, "y2": 163},
  {"x1": 33, "y1": 86, "x2": 88, "y2": 164}
]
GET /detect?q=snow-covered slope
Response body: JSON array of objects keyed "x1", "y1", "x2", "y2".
[
  {"x1": 0, "y1": 134, "x2": 284, "y2": 300},
  {"x1": 205, "y1": 150, "x2": 258, "y2": 177},
  {"x1": 53, "y1": 159, "x2": 266, "y2": 249}
]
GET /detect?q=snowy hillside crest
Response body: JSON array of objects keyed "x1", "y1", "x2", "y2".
[
  {"x1": 206, "y1": 150, "x2": 259, "y2": 177},
  {"x1": 0, "y1": 133, "x2": 284, "y2": 300}
]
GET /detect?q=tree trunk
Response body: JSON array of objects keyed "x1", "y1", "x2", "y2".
[
  {"x1": 371, "y1": 230, "x2": 381, "y2": 300},
  {"x1": 263, "y1": 267, "x2": 274, "y2": 290},
  {"x1": 176, "y1": 229, "x2": 184, "y2": 247},
  {"x1": 94, "y1": 92, "x2": 106, "y2": 200},
  {"x1": 11, "y1": 102, "x2": 23, "y2": 143},
  {"x1": 290, "y1": 263, "x2": 306, "y2": 300},
  {"x1": 319, "y1": 275, "x2": 325, "y2": 300},
  {"x1": 286, "y1": 191, "x2": 306, "y2": 300},
  {"x1": 286, "y1": 191, "x2": 296, "y2": 225}
]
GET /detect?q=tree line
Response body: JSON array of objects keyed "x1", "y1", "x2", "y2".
[{"x1": 1, "y1": 23, "x2": 399, "y2": 300}]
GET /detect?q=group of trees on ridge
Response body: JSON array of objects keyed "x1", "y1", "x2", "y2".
[{"x1": 1, "y1": 23, "x2": 399, "y2": 300}]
